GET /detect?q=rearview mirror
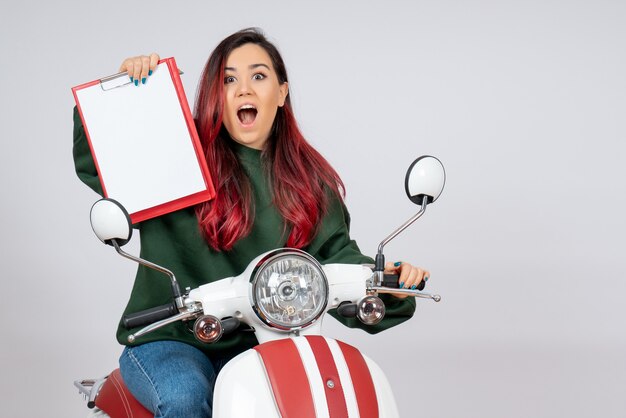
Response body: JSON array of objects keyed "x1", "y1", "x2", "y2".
[
  {"x1": 90, "y1": 198, "x2": 132, "y2": 246},
  {"x1": 405, "y1": 156, "x2": 446, "y2": 206}
]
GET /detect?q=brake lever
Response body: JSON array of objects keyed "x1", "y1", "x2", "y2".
[
  {"x1": 370, "y1": 286, "x2": 441, "y2": 302},
  {"x1": 128, "y1": 306, "x2": 202, "y2": 343}
]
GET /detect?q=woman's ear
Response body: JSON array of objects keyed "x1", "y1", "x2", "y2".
[{"x1": 278, "y1": 82, "x2": 289, "y2": 107}]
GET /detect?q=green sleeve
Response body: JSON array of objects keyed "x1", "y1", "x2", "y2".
[
  {"x1": 307, "y1": 201, "x2": 373, "y2": 265},
  {"x1": 73, "y1": 106, "x2": 104, "y2": 195},
  {"x1": 306, "y1": 196, "x2": 417, "y2": 334}
]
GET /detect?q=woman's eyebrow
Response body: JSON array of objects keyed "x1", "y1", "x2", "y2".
[
  {"x1": 249, "y1": 63, "x2": 271, "y2": 71},
  {"x1": 224, "y1": 63, "x2": 271, "y2": 72}
]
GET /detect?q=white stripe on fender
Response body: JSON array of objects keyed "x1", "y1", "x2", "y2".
[
  {"x1": 325, "y1": 337, "x2": 360, "y2": 418},
  {"x1": 292, "y1": 337, "x2": 330, "y2": 418}
]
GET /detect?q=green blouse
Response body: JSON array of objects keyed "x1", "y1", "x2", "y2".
[{"x1": 72, "y1": 107, "x2": 415, "y2": 360}]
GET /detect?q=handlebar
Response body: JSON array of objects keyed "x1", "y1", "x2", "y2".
[
  {"x1": 382, "y1": 273, "x2": 426, "y2": 291},
  {"x1": 123, "y1": 302, "x2": 179, "y2": 329}
]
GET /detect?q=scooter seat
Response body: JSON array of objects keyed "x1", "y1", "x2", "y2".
[{"x1": 95, "y1": 368, "x2": 153, "y2": 418}]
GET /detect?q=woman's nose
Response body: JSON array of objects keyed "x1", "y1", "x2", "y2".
[{"x1": 236, "y1": 79, "x2": 252, "y2": 96}]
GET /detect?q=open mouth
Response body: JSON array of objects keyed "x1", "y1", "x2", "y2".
[{"x1": 237, "y1": 105, "x2": 257, "y2": 126}]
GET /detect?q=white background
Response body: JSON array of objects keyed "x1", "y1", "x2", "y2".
[{"x1": 1, "y1": 1, "x2": 624, "y2": 417}]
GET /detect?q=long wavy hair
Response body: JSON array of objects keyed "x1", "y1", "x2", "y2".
[{"x1": 194, "y1": 28, "x2": 345, "y2": 251}]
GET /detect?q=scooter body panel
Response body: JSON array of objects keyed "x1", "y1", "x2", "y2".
[
  {"x1": 213, "y1": 349, "x2": 280, "y2": 418},
  {"x1": 363, "y1": 357, "x2": 400, "y2": 418},
  {"x1": 213, "y1": 336, "x2": 399, "y2": 418}
]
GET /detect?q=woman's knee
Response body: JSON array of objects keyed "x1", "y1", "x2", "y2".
[
  {"x1": 156, "y1": 383, "x2": 211, "y2": 417},
  {"x1": 119, "y1": 341, "x2": 216, "y2": 417}
]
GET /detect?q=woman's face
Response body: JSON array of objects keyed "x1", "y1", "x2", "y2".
[{"x1": 222, "y1": 43, "x2": 289, "y2": 150}]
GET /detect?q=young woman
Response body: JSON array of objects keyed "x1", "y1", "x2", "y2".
[{"x1": 73, "y1": 28, "x2": 430, "y2": 418}]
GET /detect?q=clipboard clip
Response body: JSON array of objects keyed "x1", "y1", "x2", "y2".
[{"x1": 100, "y1": 69, "x2": 185, "y2": 91}]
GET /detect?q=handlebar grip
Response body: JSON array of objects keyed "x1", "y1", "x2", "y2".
[
  {"x1": 383, "y1": 273, "x2": 426, "y2": 291},
  {"x1": 123, "y1": 302, "x2": 178, "y2": 329},
  {"x1": 382, "y1": 273, "x2": 400, "y2": 288}
]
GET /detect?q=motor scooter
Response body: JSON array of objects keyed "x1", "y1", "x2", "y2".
[{"x1": 74, "y1": 155, "x2": 445, "y2": 418}]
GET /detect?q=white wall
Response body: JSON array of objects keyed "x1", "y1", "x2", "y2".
[{"x1": 1, "y1": 1, "x2": 624, "y2": 417}]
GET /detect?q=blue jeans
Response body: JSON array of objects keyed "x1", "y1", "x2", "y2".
[{"x1": 119, "y1": 341, "x2": 230, "y2": 418}]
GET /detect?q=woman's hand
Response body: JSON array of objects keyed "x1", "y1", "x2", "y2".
[
  {"x1": 118, "y1": 53, "x2": 160, "y2": 86},
  {"x1": 384, "y1": 261, "x2": 430, "y2": 299}
]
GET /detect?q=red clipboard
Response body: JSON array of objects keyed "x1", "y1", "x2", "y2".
[{"x1": 72, "y1": 58, "x2": 214, "y2": 224}]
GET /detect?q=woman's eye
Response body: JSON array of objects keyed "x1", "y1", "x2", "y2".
[
  {"x1": 252, "y1": 73, "x2": 266, "y2": 81},
  {"x1": 224, "y1": 76, "x2": 236, "y2": 84}
]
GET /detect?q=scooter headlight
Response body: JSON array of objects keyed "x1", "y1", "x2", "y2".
[{"x1": 251, "y1": 249, "x2": 328, "y2": 331}]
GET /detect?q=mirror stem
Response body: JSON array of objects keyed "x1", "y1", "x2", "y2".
[
  {"x1": 374, "y1": 198, "x2": 428, "y2": 285},
  {"x1": 111, "y1": 239, "x2": 184, "y2": 309}
]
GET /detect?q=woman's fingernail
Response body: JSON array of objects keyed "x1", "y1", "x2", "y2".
[
  {"x1": 134, "y1": 79, "x2": 139, "y2": 86},
  {"x1": 411, "y1": 285, "x2": 417, "y2": 290},
  {"x1": 399, "y1": 282, "x2": 405, "y2": 288},
  {"x1": 148, "y1": 70, "x2": 153, "y2": 76},
  {"x1": 129, "y1": 76, "x2": 133, "y2": 82},
  {"x1": 394, "y1": 261, "x2": 401, "y2": 267},
  {"x1": 424, "y1": 276, "x2": 429, "y2": 282},
  {"x1": 142, "y1": 77, "x2": 147, "y2": 84}
]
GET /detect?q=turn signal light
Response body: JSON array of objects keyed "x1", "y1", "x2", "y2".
[{"x1": 194, "y1": 315, "x2": 223, "y2": 343}]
